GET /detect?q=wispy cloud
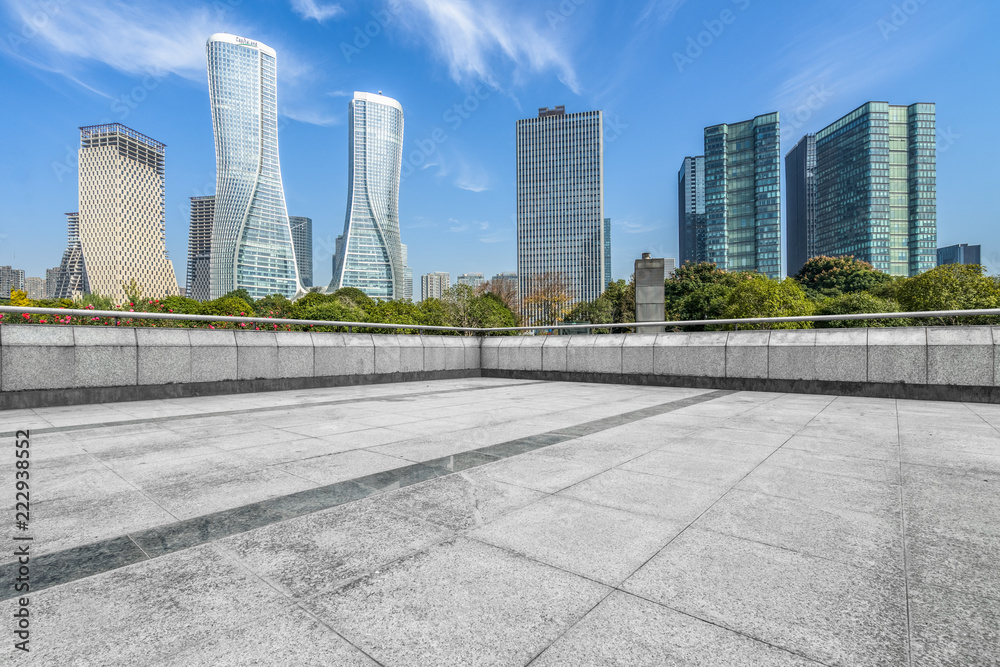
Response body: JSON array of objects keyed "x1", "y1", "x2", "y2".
[
  {"x1": 290, "y1": 0, "x2": 344, "y2": 23},
  {"x1": 0, "y1": 0, "x2": 343, "y2": 126},
  {"x1": 390, "y1": 0, "x2": 580, "y2": 93},
  {"x1": 619, "y1": 219, "x2": 660, "y2": 235},
  {"x1": 635, "y1": 0, "x2": 687, "y2": 26}
]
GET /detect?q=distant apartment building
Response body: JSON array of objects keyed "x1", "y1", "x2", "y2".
[
  {"x1": 207, "y1": 33, "x2": 300, "y2": 299},
  {"x1": 421, "y1": 272, "x2": 449, "y2": 300},
  {"x1": 53, "y1": 212, "x2": 89, "y2": 299},
  {"x1": 491, "y1": 271, "x2": 517, "y2": 289},
  {"x1": 814, "y1": 102, "x2": 936, "y2": 277},
  {"x1": 703, "y1": 113, "x2": 781, "y2": 278},
  {"x1": 186, "y1": 196, "x2": 214, "y2": 301},
  {"x1": 937, "y1": 243, "x2": 981, "y2": 267},
  {"x1": 677, "y1": 156, "x2": 707, "y2": 267},
  {"x1": 401, "y1": 243, "x2": 413, "y2": 301},
  {"x1": 45, "y1": 267, "x2": 60, "y2": 299},
  {"x1": 516, "y1": 105, "x2": 606, "y2": 323},
  {"x1": 77, "y1": 123, "x2": 178, "y2": 302},
  {"x1": 457, "y1": 273, "x2": 485, "y2": 289},
  {"x1": 329, "y1": 92, "x2": 406, "y2": 299},
  {"x1": 664, "y1": 257, "x2": 677, "y2": 279},
  {"x1": 603, "y1": 217, "x2": 612, "y2": 288},
  {"x1": 289, "y1": 216, "x2": 313, "y2": 287},
  {"x1": 25, "y1": 276, "x2": 46, "y2": 300},
  {"x1": 785, "y1": 134, "x2": 817, "y2": 276},
  {"x1": 0, "y1": 266, "x2": 25, "y2": 298}
]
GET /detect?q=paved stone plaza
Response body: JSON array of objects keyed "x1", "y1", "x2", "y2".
[{"x1": 2, "y1": 377, "x2": 998, "y2": 665}]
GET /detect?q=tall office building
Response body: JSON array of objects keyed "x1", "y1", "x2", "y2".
[
  {"x1": 400, "y1": 243, "x2": 413, "y2": 300},
  {"x1": 603, "y1": 217, "x2": 612, "y2": 288},
  {"x1": 937, "y1": 243, "x2": 981, "y2": 267},
  {"x1": 814, "y1": 102, "x2": 936, "y2": 277},
  {"x1": 677, "y1": 156, "x2": 707, "y2": 266},
  {"x1": 45, "y1": 267, "x2": 60, "y2": 299},
  {"x1": 25, "y1": 277, "x2": 46, "y2": 300},
  {"x1": 186, "y1": 196, "x2": 214, "y2": 301},
  {"x1": 785, "y1": 134, "x2": 817, "y2": 276},
  {"x1": 457, "y1": 273, "x2": 485, "y2": 289},
  {"x1": 0, "y1": 266, "x2": 25, "y2": 298},
  {"x1": 421, "y1": 272, "x2": 449, "y2": 300},
  {"x1": 516, "y1": 105, "x2": 605, "y2": 323},
  {"x1": 289, "y1": 216, "x2": 313, "y2": 287},
  {"x1": 77, "y1": 124, "x2": 178, "y2": 303},
  {"x1": 329, "y1": 91, "x2": 405, "y2": 300},
  {"x1": 703, "y1": 113, "x2": 781, "y2": 278},
  {"x1": 53, "y1": 212, "x2": 89, "y2": 299},
  {"x1": 207, "y1": 33, "x2": 300, "y2": 300},
  {"x1": 664, "y1": 257, "x2": 677, "y2": 279}
]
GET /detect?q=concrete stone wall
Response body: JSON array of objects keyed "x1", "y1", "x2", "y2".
[
  {"x1": 2, "y1": 324, "x2": 999, "y2": 408},
  {"x1": 484, "y1": 327, "x2": 1000, "y2": 401},
  {"x1": 0, "y1": 326, "x2": 480, "y2": 408}
]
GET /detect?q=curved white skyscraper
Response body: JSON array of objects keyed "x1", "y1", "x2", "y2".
[
  {"x1": 206, "y1": 33, "x2": 300, "y2": 300},
  {"x1": 329, "y1": 92, "x2": 404, "y2": 299}
]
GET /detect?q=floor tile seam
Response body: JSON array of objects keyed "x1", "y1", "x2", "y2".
[
  {"x1": 690, "y1": 524, "x2": 906, "y2": 578},
  {"x1": 522, "y1": 587, "x2": 619, "y2": 667},
  {"x1": 759, "y1": 460, "x2": 904, "y2": 486},
  {"x1": 462, "y1": 533, "x2": 619, "y2": 590},
  {"x1": 84, "y1": 448, "x2": 187, "y2": 525},
  {"x1": 0, "y1": 380, "x2": 547, "y2": 438},
  {"x1": 610, "y1": 589, "x2": 836, "y2": 667},
  {"x1": 6, "y1": 389, "x2": 737, "y2": 598},
  {"x1": 780, "y1": 443, "x2": 899, "y2": 465},
  {"x1": 610, "y1": 424, "x2": 806, "y2": 590},
  {"x1": 895, "y1": 398, "x2": 915, "y2": 667},
  {"x1": 895, "y1": 458, "x2": 1000, "y2": 476}
]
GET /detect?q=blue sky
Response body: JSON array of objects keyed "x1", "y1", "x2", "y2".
[{"x1": 1, "y1": 0, "x2": 997, "y2": 295}]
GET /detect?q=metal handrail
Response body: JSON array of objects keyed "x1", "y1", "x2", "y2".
[{"x1": 1, "y1": 305, "x2": 999, "y2": 334}]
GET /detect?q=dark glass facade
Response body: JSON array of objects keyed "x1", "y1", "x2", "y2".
[
  {"x1": 677, "y1": 156, "x2": 707, "y2": 266},
  {"x1": 785, "y1": 134, "x2": 816, "y2": 276},
  {"x1": 703, "y1": 113, "x2": 781, "y2": 278},
  {"x1": 815, "y1": 102, "x2": 936, "y2": 277},
  {"x1": 937, "y1": 243, "x2": 981, "y2": 266}
]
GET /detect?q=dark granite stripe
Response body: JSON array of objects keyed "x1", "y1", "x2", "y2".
[
  {"x1": 0, "y1": 388, "x2": 732, "y2": 601},
  {"x1": 0, "y1": 379, "x2": 550, "y2": 439}
]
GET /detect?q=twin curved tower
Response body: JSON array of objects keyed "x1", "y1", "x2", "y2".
[
  {"x1": 329, "y1": 92, "x2": 405, "y2": 299},
  {"x1": 206, "y1": 33, "x2": 301, "y2": 300}
]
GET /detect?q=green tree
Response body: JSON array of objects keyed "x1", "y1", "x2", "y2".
[
  {"x1": 160, "y1": 295, "x2": 201, "y2": 315},
  {"x1": 793, "y1": 255, "x2": 892, "y2": 299},
  {"x1": 469, "y1": 292, "x2": 517, "y2": 334},
  {"x1": 330, "y1": 287, "x2": 374, "y2": 312},
  {"x1": 121, "y1": 278, "x2": 144, "y2": 306},
  {"x1": 74, "y1": 292, "x2": 116, "y2": 310},
  {"x1": 418, "y1": 298, "x2": 450, "y2": 328},
  {"x1": 664, "y1": 262, "x2": 753, "y2": 329},
  {"x1": 221, "y1": 288, "x2": 253, "y2": 304},
  {"x1": 296, "y1": 301, "x2": 367, "y2": 332},
  {"x1": 894, "y1": 264, "x2": 1000, "y2": 325},
  {"x1": 814, "y1": 292, "x2": 909, "y2": 328},
  {"x1": 254, "y1": 293, "x2": 294, "y2": 319},
  {"x1": 602, "y1": 278, "x2": 636, "y2": 326},
  {"x1": 201, "y1": 296, "x2": 254, "y2": 319},
  {"x1": 366, "y1": 300, "x2": 424, "y2": 334},
  {"x1": 721, "y1": 275, "x2": 814, "y2": 329}
]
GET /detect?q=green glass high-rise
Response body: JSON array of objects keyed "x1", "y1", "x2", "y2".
[
  {"x1": 814, "y1": 102, "x2": 936, "y2": 276},
  {"x1": 703, "y1": 113, "x2": 781, "y2": 278}
]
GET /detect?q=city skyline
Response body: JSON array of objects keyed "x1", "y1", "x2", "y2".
[{"x1": 1, "y1": 0, "x2": 997, "y2": 288}]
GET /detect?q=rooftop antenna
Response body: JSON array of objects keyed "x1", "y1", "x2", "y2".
[{"x1": 378, "y1": 90, "x2": 382, "y2": 95}]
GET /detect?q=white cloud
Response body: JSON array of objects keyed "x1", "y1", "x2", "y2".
[
  {"x1": 390, "y1": 0, "x2": 580, "y2": 93},
  {"x1": 290, "y1": 0, "x2": 344, "y2": 23}
]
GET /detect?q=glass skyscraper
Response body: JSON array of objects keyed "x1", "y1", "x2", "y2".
[
  {"x1": 703, "y1": 113, "x2": 781, "y2": 278},
  {"x1": 814, "y1": 102, "x2": 936, "y2": 277},
  {"x1": 329, "y1": 92, "x2": 405, "y2": 300},
  {"x1": 289, "y1": 216, "x2": 313, "y2": 287},
  {"x1": 785, "y1": 134, "x2": 817, "y2": 276},
  {"x1": 677, "y1": 156, "x2": 707, "y2": 266},
  {"x1": 516, "y1": 106, "x2": 605, "y2": 323},
  {"x1": 206, "y1": 33, "x2": 300, "y2": 300}
]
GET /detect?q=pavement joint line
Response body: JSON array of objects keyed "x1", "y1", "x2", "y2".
[
  {"x1": 896, "y1": 399, "x2": 915, "y2": 667},
  {"x1": 0, "y1": 388, "x2": 733, "y2": 601},
  {"x1": 0, "y1": 379, "x2": 551, "y2": 439}
]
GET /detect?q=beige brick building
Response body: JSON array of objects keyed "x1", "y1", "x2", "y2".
[{"x1": 78, "y1": 124, "x2": 178, "y2": 303}]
